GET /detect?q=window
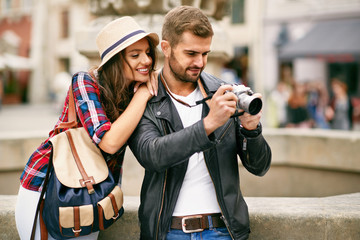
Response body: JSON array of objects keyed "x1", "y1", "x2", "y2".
[
  {"x1": 231, "y1": 0, "x2": 245, "y2": 24},
  {"x1": 60, "y1": 10, "x2": 69, "y2": 38},
  {"x1": 59, "y1": 58, "x2": 70, "y2": 73},
  {"x1": 22, "y1": 0, "x2": 33, "y2": 11},
  {"x1": 1, "y1": 0, "x2": 12, "y2": 14}
]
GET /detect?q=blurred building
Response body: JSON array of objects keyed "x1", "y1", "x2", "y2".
[
  {"x1": 29, "y1": 0, "x2": 92, "y2": 104},
  {"x1": 0, "y1": 0, "x2": 257, "y2": 105},
  {"x1": 1, "y1": 0, "x2": 359, "y2": 126},
  {"x1": 263, "y1": 0, "x2": 360, "y2": 93},
  {"x1": 1, "y1": 0, "x2": 237, "y2": 105},
  {"x1": 0, "y1": 0, "x2": 91, "y2": 104},
  {"x1": 262, "y1": 0, "x2": 360, "y2": 128},
  {"x1": 0, "y1": 0, "x2": 32, "y2": 104}
]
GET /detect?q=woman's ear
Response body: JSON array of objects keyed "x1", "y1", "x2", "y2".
[{"x1": 161, "y1": 40, "x2": 171, "y2": 58}]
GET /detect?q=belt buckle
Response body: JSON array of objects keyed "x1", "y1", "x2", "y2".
[{"x1": 181, "y1": 215, "x2": 204, "y2": 233}]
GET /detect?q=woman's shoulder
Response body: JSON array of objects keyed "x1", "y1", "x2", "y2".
[
  {"x1": 71, "y1": 70, "x2": 99, "y2": 88},
  {"x1": 72, "y1": 71, "x2": 97, "y2": 82},
  {"x1": 71, "y1": 70, "x2": 101, "y2": 98}
]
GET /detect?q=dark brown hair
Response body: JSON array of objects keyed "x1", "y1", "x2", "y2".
[
  {"x1": 162, "y1": 6, "x2": 214, "y2": 47},
  {"x1": 96, "y1": 36, "x2": 157, "y2": 122}
]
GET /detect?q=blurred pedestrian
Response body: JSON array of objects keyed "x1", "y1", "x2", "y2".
[
  {"x1": 221, "y1": 57, "x2": 244, "y2": 85},
  {"x1": 286, "y1": 82, "x2": 313, "y2": 128},
  {"x1": 325, "y1": 78, "x2": 353, "y2": 130},
  {"x1": 306, "y1": 81, "x2": 330, "y2": 129},
  {"x1": 268, "y1": 80, "x2": 291, "y2": 128}
]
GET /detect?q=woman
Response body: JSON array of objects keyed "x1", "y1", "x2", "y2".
[
  {"x1": 325, "y1": 78, "x2": 353, "y2": 130},
  {"x1": 15, "y1": 16, "x2": 159, "y2": 239}
]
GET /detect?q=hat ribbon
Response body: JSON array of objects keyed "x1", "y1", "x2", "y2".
[{"x1": 101, "y1": 29, "x2": 145, "y2": 60}]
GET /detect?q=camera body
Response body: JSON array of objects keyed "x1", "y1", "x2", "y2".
[{"x1": 230, "y1": 84, "x2": 262, "y2": 115}]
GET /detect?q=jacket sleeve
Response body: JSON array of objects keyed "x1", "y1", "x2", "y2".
[
  {"x1": 128, "y1": 115, "x2": 215, "y2": 173},
  {"x1": 236, "y1": 122, "x2": 272, "y2": 176}
]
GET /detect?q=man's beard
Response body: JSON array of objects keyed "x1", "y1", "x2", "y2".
[{"x1": 168, "y1": 50, "x2": 203, "y2": 83}]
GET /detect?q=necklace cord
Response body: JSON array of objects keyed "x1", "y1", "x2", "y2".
[{"x1": 160, "y1": 70, "x2": 212, "y2": 108}]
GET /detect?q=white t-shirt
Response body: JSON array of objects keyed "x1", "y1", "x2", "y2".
[{"x1": 168, "y1": 86, "x2": 221, "y2": 216}]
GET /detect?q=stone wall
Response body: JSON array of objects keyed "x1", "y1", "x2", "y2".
[
  {"x1": 1, "y1": 128, "x2": 360, "y2": 197},
  {"x1": 1, "y1": 193, "x2": 359, "y2": 239}
]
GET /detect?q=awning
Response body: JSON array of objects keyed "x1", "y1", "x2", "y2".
[{"x1": 279, "y1": 18, "x2": 360, "y2": 60}]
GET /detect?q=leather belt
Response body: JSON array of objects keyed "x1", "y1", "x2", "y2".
[{"x1": 170, "y1": 213, "x2": 225, "y2": 233}]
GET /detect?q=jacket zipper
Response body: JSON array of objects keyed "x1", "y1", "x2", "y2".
[
  {"x1": 156, "y1": 119, "x2": 169, "y2": 240},
  {"x1": 242, "y1": 137, "x2": 251, "y2": 165},
  {"x1": 155, "y1": 170, "x2": 167, "y2": 240},
  {"x1": 216, "y1": 121, "x2": 233, "y2": 143},
  {"x1": 220, "y1": 215, "x2": 235, "y2": 240}
]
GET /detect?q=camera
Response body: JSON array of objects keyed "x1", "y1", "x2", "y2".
[{"x1": 230, "y1": 84, "x2": 262, "y2": 115}]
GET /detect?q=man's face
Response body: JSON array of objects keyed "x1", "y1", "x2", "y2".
[{"x1": 167, "y1": 31, "x2": 212, "y2": 83}]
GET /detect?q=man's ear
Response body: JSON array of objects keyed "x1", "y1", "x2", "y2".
[{"x1": 161, "y1": 40, "x2": 171, "y2": 58}]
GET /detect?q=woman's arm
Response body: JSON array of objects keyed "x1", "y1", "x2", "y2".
[
  {"x1": 99, "y1": 84, "x2": 152, "y2": 154},
  {"x1": 73, "y1": 71, "x2": 156, "y2": 154}
]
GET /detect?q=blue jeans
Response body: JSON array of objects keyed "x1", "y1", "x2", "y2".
[{"x1": 166, "y1": 228, "x2": 231, "y2": 240}]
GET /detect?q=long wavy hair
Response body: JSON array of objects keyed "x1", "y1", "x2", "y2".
[{"x1": 96, "y1": 37, "x2": 157, "y2": 123}]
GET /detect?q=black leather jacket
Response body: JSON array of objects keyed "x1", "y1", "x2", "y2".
[{"x1": 128, "y1": 72, "x2": 271, "y2": 240}]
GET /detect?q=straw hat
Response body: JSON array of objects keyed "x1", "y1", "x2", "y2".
[{"x1": 96, "y1": 16, "x2": 159, "y2": 70}]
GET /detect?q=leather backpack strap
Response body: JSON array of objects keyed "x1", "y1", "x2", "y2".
[
  {"x1": 55, "y1": 85, "x2": 78, "y2": 134},
  {"x1": 61, "y1": 82, "x2": 96, "y2": 194},
  {"x1": 65, "y1": 130, "x2": 95, "y2": 194},
  {"x1": 30, "y1": 154, "x2": 53, "y2": 240},
  {"x1": 67, "y1": 84, "x2": 77, "y2": 123},
  {"x1": 39, "y1": 200, "x2": 48, "y2": 240}
]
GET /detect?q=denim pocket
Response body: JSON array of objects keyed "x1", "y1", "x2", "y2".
[{"x1": 213, "y1": 227, "x2": 231, "y2": 236}]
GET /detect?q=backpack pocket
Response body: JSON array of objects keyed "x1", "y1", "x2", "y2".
[
  {"x1": 97, "y1": 185, "x2": 124, "y2": 230},
  {"x1": 59, "y1": 204, "x2": 94, "y2": 237}
]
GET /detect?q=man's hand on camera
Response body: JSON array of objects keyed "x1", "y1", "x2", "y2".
[
  {"x1": 238, "y1": 93, "x2": 262, "y2": 130},
  {"x1": 203, "y1": 85, "x2": 237, "y2": 136}
]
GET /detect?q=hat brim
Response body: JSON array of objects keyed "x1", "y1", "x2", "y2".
[{"x1": 98, "y1": 32, "x2": 159, "y2": 70}]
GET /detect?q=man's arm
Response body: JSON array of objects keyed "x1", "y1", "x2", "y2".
[
  {"x1": 236, "y1": 112, "x2": 272, "y2": 176},
  {"x1": 128, "y1": 116, "x2": 214, "y2": 172}
]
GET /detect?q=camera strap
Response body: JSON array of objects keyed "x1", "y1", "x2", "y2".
[
  {"x1": 160, "y1": 71, "x2": 244, "y2": 117},
  {"x1": 160, "y1": 70, "x2": 213, "y2": 108}
]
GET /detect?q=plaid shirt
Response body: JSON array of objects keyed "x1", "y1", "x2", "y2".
[{"x1": 20, "y1": 72, "x2": 113, "y2": 192}]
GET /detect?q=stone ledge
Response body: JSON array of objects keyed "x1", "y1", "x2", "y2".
[
  {"x1": 263, "y1": 128, "x2": 360, "y2": 173},
  {"x1": 2, "y1": 128, "x2": 360, "y2": 172},
  {"x1": 247, "y1": 193, "x2": 360, "y2": 239},
  {"x1": 1, "y1": 193, "x2": 359, "y2": 239}
]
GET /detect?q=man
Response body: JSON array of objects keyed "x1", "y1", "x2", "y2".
[{"x1": 129, "y1": 6, "x2": 271, "y2": 240}]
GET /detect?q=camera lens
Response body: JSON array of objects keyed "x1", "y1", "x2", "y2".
[
  {"x1": 248, "y1": 98, "x2": 262, "y2": 115},
  {"x1": 237, "y1": 94, "x2": 262, "y2": 115}
]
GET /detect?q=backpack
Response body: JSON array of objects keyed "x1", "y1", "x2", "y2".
[{"x1": 31, "y1": 85, "x2": 123, "y2": 239}]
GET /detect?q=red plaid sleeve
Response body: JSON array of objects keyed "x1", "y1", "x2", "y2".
[{"x1": 20, "y1": 71, "x2": 112, "y2": 191}]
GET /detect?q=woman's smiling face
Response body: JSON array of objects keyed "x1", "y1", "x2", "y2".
[{"x1": 123, "y1": 38, "x2": 153, "y2": 84}]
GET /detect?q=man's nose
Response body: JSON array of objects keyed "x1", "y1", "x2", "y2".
[{"x1": 193, "y1": 55, "x2": 205, "y2": 68}]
